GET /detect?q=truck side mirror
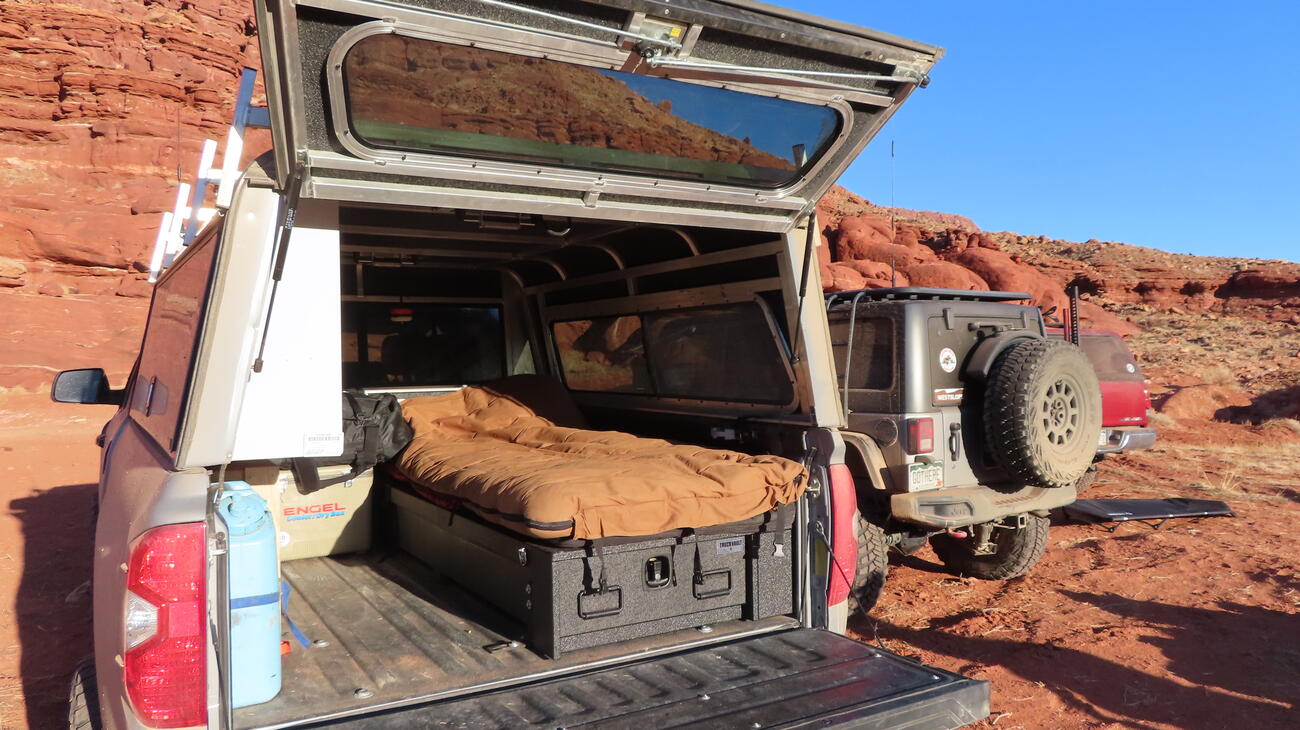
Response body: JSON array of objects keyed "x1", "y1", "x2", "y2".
[{"x1": 51, "y1": 368, "x2": 123, "y2": 406}]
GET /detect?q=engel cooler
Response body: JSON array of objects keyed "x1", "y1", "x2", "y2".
[
  {"x1": 235, "y1": 464, "x2": 375, "y2": 561},
  {"x1": 217, "y1": 481, "x2": 282, "y2": 708}
]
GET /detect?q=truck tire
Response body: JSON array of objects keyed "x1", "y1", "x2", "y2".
[
  {"x1": 984, "y1": 338, "x2": 1101, "y2": 488},
  {"x1": 929, "y1": 515, "x2": 1049, "y2": 580},
  {"x1": 68, "y1": 659, "x2": 102, "y2": 730},
  {"x1": 847, "y1": 511, "x2": 889, "y2": 614}
]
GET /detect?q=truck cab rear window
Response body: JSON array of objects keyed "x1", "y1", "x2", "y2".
[
  {"x1": 554, "y1": 302, "x2": 793, "y2": 404},
  {"x1": 342, "y1": 303, "x2": 504, "y2": 388},
  {"x1": 341, "y1": 33, "x2": 841, "y2": 188}
]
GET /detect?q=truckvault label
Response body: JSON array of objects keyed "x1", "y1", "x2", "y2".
[{"x1": 716, "y1": 537, "x2": 745, "y2": 555}]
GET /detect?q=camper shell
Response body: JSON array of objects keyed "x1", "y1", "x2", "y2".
[{"x1": 55, "y1": 1, "x2": 993, "y2": 728}]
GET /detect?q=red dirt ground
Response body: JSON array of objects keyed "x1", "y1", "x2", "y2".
[
  {"x1": 2, "y1": 392, "x2": 1297, "y2": 728},
  {"x1": 850, "y1": 425, "x2": 1300, "y2": 729}
]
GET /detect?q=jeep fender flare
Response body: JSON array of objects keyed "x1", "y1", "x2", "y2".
[
  {"x1": 841, "y1": 431, "x2": 895, "y2": 493},
  {"x1": 962, "y1": 331, "x2": 1041, "y2": 382}
]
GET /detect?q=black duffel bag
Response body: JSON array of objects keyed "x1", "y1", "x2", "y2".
[{"x1": 290, "y1": 391, "x2": 414, "y2": 494}]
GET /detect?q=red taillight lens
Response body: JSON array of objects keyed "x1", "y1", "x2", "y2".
[
  {"x1": 906, "y1": 418, "x2": 935, "y2": 454},
  {"x1": 124, "y1": 522, "x2": 208, "y2": 728},
  {"x1": 826, "y1": 464, "x2": 858, "y2": 607}
]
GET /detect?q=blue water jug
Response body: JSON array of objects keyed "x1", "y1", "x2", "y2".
[{"x1": 217, "y1": 481, "x2": 282, "y2": 708}]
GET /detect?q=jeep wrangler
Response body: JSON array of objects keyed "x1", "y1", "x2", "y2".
[{"x1": 825, "y1": 287, "x2": 1103, "y2": 609}]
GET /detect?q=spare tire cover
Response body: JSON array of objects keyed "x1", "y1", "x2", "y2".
[{"x1": 983, "y1": 338, "x2": 1102, "y2": 488}]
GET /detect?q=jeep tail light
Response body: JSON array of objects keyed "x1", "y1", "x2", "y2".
[
  {"x1": 906, "y1": 418, "x2": 935, "y2": 454},
  {"x1": 124, "y1": 522, "x2": 207, "y2": 728}
]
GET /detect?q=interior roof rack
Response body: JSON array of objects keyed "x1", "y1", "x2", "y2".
[{"x1": 824, "y1": 287, "x2": 1033, "y2": 307}]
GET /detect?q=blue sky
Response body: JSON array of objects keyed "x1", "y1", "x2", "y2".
[{"x1": 782, "y1": 0, "x2": 1299, "y2": 262}]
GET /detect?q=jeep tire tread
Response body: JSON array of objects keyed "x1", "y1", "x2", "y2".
[
  {"x1": 984, "y1": 338, "x2": 1102, "y2": 488},
  {"x1": 847, "y1": 511, "x2": 890, "y2": 615},
  {"x1": 929, "y1": 515, "x2": 1050, "y2": 580}
]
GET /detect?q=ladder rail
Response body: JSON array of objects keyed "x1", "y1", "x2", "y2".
[{"x1": 149, "y1": 67, "x2": 270, "y2": 281}]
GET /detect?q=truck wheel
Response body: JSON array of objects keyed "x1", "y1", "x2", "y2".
[
  {"x1": 68, "y1": 659, "x2": 102, "y2": 730},
  {"x1": 929, "y1": 515, "x2": 1049, "y2": 580},
  {"x1": 984, "y1": 339, "x2": 1101, "y2": 488},
  {"x1": 847, "y1": 511, "x2": 889, "y2": 614}
]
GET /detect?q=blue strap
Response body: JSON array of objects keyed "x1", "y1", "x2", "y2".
[
  {"x1": 230, "y1": 591, "x2": 279, "y2": 610},
  {"x1": 281, "y1": 581, "x2": 312, "y2": 649}
]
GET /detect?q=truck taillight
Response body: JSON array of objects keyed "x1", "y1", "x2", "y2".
[
  {"x1": 124, "y1": 523, "x2": 208, "y2": 728},
  {"x1": 906, "y1": 418, "x2": 935, "y2": 454}
]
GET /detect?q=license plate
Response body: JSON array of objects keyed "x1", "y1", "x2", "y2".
[
  {"x1": 1098, "y1": 429, "x2": 1110, "y2": 447},
  {"x1": 907, "y1": 462, "x2": 945, "y2": 491}
]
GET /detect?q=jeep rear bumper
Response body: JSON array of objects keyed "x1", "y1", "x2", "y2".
[
  {"x1": 1097, "y1": 427, "x2": 1158, "y2": 454},
  {"x1": 891, "y1": 484, "x2": 1078, "y2": 528}
]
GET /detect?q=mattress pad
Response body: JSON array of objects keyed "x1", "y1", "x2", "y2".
[{"x1": 395, "y1": 377, "x2": 807, "y2": 540}]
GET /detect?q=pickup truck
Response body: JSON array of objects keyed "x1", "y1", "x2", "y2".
[{"x1": 1047, "y1": 328, "x2": 1157, "y2": 457}]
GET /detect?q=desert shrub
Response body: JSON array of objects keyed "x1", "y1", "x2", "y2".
[
  {"x1": 1261, "y1": 418, "x2": 1300, "y2": 436},
  {"x1": 1201, "y1": 365, "x2": 1236, "y2": 386},
  {"x1": 1146, "y1": 409, "x2": 1178, "y2": 429}
]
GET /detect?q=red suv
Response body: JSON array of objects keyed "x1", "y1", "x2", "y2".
[{"x1": 1048, "y1": 328, "x2": 1157, "y2": 455}]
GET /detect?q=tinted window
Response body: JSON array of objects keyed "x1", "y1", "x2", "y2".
[
  {"x1": 830, "y1": 316, "x2": 894, "y2": 391},
  {"x1": 643, "y1": 305, "x2": 792, "y2": 403},
  {"x1": 554, "y1": 302, "x2": 792, "y2": 404},
  {"x1": 1079, "y1": 334, "x2": 1144, "y2": 382},
  {"x1": 342, "y1": 34, "x2": 840, "y2": 188},
  {"x1": 342, "y1": 303, "x2": 504, "y2": 387},
  {"x1": 131, "y1": 232, "x2": 219, "y2": 452},
  {"x1": 553, "y1": 316, "x2": 651, "y2": 393}
]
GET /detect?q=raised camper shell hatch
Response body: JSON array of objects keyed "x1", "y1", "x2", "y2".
[{"x1": 254, "y1": 0, "x2": 942, "y2": 232}]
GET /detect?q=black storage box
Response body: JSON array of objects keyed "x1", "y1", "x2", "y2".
[{"x1": 389, "y1": 488, "x2": 795, "y2": 658}]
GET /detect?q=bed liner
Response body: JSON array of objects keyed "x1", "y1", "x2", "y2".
[
  {"x1": 280, "y1": 626, "x2": 988, "y2": 729},
  {"x1": 234, "y1": 551, "x2": 798, "y2": 729}
]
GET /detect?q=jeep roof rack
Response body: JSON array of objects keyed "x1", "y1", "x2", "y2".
[{"x1": 825, "y1": 287, "x2": 1033, "y2": 307}]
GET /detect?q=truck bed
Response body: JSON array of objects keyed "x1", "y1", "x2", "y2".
[{"x1": 235, "y1": 552, "x2": 798, "y2": 729}]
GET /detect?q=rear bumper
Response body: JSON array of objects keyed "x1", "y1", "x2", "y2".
[
  {"x1": 891, "y1": 483, "x2": 1078, "y2": 529},
  {"x1": 1097, "y1": 427, "x2": 1158, "y2": 454},
  {"x1": 306, "y1": 629, "x2": 988, "y2": 729}
]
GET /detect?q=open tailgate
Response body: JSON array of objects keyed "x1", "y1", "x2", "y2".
[
  {"x1": 305, "y1": 629, "x2": 988, "y2": 728},
  {"x1": 255, "y1": 0, "x2": 941, "y2": 232}
]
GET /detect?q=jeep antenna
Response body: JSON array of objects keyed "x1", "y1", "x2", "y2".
[{"x1": 890, "y1": 139, "x2": 897, "y2": 287}]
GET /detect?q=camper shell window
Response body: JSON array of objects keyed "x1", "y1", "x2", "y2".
[{"x1": 340, "y1": 33, "x2": 841, "y2": 189}]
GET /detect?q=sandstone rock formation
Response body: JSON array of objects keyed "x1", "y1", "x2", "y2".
[{"x1": 1, "y1": 0, "x2": 1297, "y2": 399}]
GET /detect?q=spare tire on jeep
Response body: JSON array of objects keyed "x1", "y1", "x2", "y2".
[{"x1": 983, "y1": 338, "x2": 1101, "y2": 488}]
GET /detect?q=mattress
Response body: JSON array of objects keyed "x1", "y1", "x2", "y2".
[{"x1": 394, "y1": 377, "x2": 807, "y2": 540}]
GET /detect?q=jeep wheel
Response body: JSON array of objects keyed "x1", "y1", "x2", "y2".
[
  {"x1": 984, "y1": 339, "x2": 1101, "y2": 488},
  {"x1": 929, "y1": 515, "x2": 1049, "y2": 580},
  {"x1": 847, "y1": 511, "x2": 889, "y2": 614}
]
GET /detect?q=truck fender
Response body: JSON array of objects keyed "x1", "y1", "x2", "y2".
[
  {"x1": 962, "y1": 331, "x2": 1040, "y2": 382},
  {"x1": 841, "y1": 431, "x2": 895, "y2": 493}
]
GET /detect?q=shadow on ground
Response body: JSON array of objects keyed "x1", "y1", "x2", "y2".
[
  {"x1": 853, "y1": 588, "x2": 1297, "y2": 729},
  {"x1": 9, "y1": 483, "x2": 96, "y2": 729}
]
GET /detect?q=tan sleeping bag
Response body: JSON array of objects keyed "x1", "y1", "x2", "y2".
[{"x1": 395, "y1": 380, "x2": 807, "y2": 540}]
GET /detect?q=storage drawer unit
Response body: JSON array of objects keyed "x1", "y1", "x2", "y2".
[{"x1": 390, "y1": 488, "x2": 794, "y2": 658}]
